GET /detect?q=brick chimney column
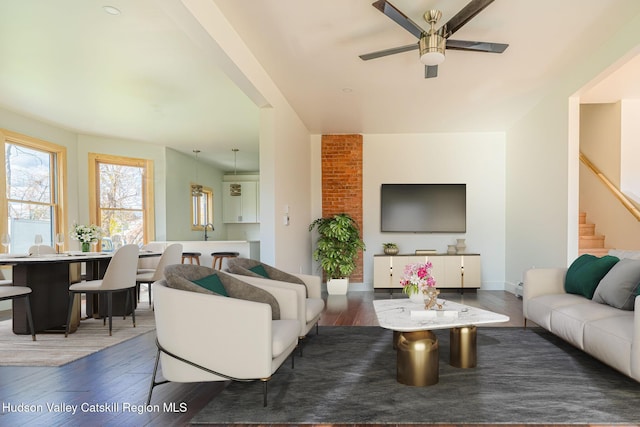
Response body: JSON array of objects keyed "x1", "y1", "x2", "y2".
[{"x1": 320, "y1": 134, "x2": 363, "y2": 282}]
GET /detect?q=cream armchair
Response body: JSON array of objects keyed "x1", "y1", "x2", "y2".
[
  {"x1": 147, "y1": 266, "x2": 300, "y2": 407},
  {"x1": 226, "y1": 258, "x2": 325, "y2": 351}
]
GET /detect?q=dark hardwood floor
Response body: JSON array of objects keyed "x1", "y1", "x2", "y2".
[{"x1": 0, "y1": 290, "x2": 577, "y2": 427}]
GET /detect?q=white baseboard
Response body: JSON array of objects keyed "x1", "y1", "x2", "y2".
[{"x1": 504, "y1": 281, "x2": 522, "y2": 297}]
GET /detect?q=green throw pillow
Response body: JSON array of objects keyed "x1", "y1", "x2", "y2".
[
  {"x1": 565, "y1": 254, "x2": 619, "y2": 299},
  {"x1": 249, "y1": 264, "x2": 270, "y2": 278},
  {"x1": 192, "y1": 274, "x2": 229, "y2": 296}
]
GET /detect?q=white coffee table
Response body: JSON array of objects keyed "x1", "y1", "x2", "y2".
[{"x1": 373, "y1": 298, "x2": 509, "y2": 386}]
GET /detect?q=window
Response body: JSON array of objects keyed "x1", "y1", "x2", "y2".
[
  {"x1": 1, "y1": 130, "x2": 67, "y2": 254},
  {"x1": 89, "y1": 153, "x2": 154, "y2": 246},
  {"x1": 191, "y1": 185, "x2": 213, "y2": 229}
]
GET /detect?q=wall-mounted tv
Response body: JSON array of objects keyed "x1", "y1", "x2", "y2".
[{"x1": 380, "y1": 184, "x2": 466, "y2": 233}]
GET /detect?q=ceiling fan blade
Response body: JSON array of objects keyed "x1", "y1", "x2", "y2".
[
  {"x1": 372, "y1": 0, "x2": 424, "y2": 39},
  {"x1": 440, "y1": 0, "x2": 495, "y2": 39},
  {"x1": 425, "y1": 65, "x2": 438, "y2": 78},
  {"x1": 359, "y1": 43, "x2": 418, "y2": 61},
  {"x1": 446, "y1": 39, "x2": 508, "y2": 53}
]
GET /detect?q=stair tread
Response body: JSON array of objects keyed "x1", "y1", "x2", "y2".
[
  {"x1": 579, "y1": 248, "x2": 611, "y2": 256},
  {"x1": 578, "y1": 213, "x2": 610, "y2": 252},
  {"x1": 579, "y1": 235, "x2": 605, "y2": 240},
  {"x1": 579, "y1": 223, "x2": 595, "y2": 236}
]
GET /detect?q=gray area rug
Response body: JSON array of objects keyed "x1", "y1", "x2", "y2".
[{"x1": 191, "y1": 326, "x2": 640, "y2": 425}]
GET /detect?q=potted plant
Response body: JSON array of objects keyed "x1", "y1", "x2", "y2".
[
  {"x1": 70, "y1": 223, "x2": 103, "y2": 252},
  {"x1": 382, "y1": 242, "x2": 399, "y2": 255},
  {"x1": 309, "y1": 213, "x2": 366, "y2": 295}
]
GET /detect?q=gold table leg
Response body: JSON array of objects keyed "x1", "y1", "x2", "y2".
[
  {"x1": 450, "y1": 325, "x2": 477, "y2": 368},
  {"x1": 396, "y1": 330, "x2": 439, "y2": 386}
]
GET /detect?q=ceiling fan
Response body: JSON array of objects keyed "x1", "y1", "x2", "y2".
[{"x1": 360, "y1": 0, "x2": 508, "y2": 78}]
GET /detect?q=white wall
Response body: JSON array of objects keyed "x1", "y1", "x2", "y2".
[
  {"x1": 505, "y1": 10, "x2": 640, "y2": 287},
  {"x1": 183, "y1": 0, "x2": 314, "y2": 273},
  {"x1": 310, "y1": 132, "x2": 506, "y2": 290},
  {"x1": 270, "y1": 108, "x2": 313, "y2": 273},
  {"x1": 580, "y1": 103, "x2": 621, "y2": 184},
  {"x1": 620, "y1": 99, "x2": 640, "y2": 203},
  {"x1": 506, "y1": 95, "x2": 577, "y2": 287}
]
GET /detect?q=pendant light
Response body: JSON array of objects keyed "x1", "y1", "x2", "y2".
[
  {"x1": 191, "y1": 149, "x2": 203, "y2": 197},
  {"x1": 230, "y1": 148, "x2": 241, "y2": 196}
]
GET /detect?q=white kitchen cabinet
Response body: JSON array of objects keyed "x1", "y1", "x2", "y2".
[{"x1": 222, "y1": 181, "x2": 259, "y2": 223}]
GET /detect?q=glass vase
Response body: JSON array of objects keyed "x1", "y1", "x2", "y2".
[
  {"x1": 81, "y1": 242, "x2": 90, "y2": 252},
  {"x1": 409, "y1": 292, "x2": 424, "y2": 304}
]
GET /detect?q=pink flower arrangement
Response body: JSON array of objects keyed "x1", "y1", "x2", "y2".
[{"x1": 400, "y1": 262, "x2": 436, "y2": 296}]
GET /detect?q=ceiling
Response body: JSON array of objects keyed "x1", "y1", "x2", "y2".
[{"x1": 1, "y1": 1, "x2": 639, "y2": 172}]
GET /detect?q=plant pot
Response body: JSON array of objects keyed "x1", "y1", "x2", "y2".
[
  {"x1": 384, "y1": 247, "x2": 399, "y2": 255},
  {"x1": 327, "y1": 278, "x2": 349, "y2": 295}
]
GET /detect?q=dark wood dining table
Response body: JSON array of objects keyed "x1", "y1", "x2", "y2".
[{"x1": 0, "y1": 250, "x2": 160, "y2": 335}]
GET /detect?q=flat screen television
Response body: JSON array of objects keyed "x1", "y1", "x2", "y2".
[{"x1": 380, "y1": 184, "x2": 466, "y2": 233}]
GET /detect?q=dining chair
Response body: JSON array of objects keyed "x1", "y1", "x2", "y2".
[
  {"x1": 65, "y1": 244, "x2": 139, "y2": 337},
  {"x1": 137, "y1": 242, "x2": 166, "y2": 275},
  {"x1": 0, "y1": 286, "x2": 36, "y2": 340},
  {"x1": 28, "y1": 245, "x2": 57, "y2": 255},
  {"x1": 0, "y1": 270, "x2": 11, "y2": 286},
  {"x1": 136, "y1": 243, "x2": 182, "y2": 305}
]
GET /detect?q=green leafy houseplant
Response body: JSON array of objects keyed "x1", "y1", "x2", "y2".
[{"x1": 309, "y1": 213, "x2": 366, "y2": 280}]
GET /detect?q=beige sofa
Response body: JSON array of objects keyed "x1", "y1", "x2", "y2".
[
  {"x1": 147, "y1": 266, "x2": 300, "y2": 406},
  {"x1": 523, "y1": 250, "x2": 640, "y2": 382}
]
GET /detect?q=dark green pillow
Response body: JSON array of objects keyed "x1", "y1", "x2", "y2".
[
  {"x1": 192, "y1": 274, "x2": 229, "y2": 296},
  {"x1": 249, "y1": 264, "x2": 270, "y2": 278},
  {"x1": 565, "y1": 254, "x2": 619, "y2": 299}
]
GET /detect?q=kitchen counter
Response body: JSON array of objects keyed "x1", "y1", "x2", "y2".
[{"x1": 151, "y1": 240, "x2": 260, "y2": 268}]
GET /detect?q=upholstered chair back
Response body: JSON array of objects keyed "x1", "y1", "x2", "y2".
[{"x1": 101, "y1": 244, "x2": 140, "y2": 290}]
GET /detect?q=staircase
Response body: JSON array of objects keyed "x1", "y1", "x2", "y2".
[{"x1": 579, "y1": 212, "x2": 610, "y2": 256}]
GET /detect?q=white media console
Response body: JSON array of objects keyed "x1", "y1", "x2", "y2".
[{"x1": 373, "y1": 254, "x2": 481, "y2": 291}]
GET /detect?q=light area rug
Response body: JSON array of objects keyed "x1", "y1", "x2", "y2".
[
  {"x1": 0, "y1": 304, "x2": 155, "y2": 367},
  {"x1": 192, "y1": 326, "x2": 640, "y2": 425}
]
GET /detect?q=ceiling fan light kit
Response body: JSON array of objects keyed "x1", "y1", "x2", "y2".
[
  {"x1": 419, "y1": 34, "x2": 445, "y2": 66},
  {"x1": 362, "y1": 0, "x2": 508, "y2": 78},
  {"x1": 419, "y1": 10, "x2": 445, "y2": 66}
]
